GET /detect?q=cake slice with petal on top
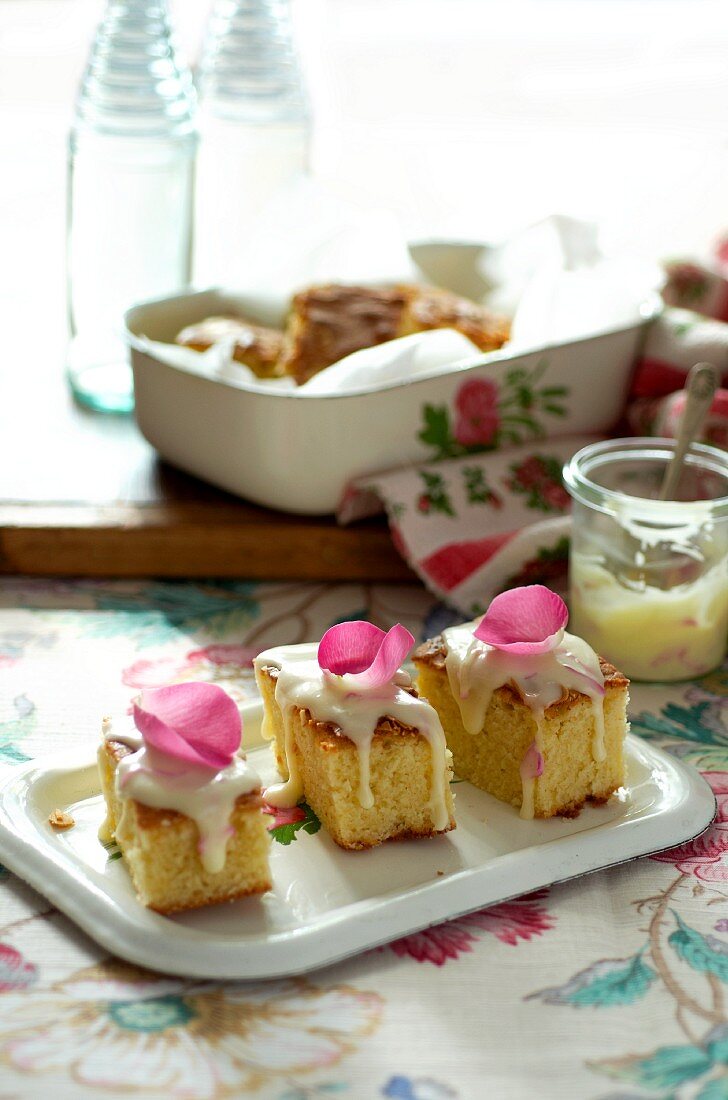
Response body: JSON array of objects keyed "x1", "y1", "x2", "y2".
[
  {"x1": 98, "y1": 682, "x2": 271, "y2": 913},
  {"x1": 255, "y1": 621, "x2": 456, "y2": 849},
  {"x1": 413, "y1": 586, "x2": 629, "y2": 820}
]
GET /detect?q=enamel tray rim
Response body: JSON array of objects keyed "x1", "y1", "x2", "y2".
[{"x1": 0, "y1": 733, "x2": 715, "y2": 981}]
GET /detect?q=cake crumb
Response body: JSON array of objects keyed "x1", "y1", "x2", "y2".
[
  {"x1": 49, "y1": 809, "x2": 75, "y2": 830},
  {"x1": 436, "y1": 870, "x2": 444, "y2": 876}
]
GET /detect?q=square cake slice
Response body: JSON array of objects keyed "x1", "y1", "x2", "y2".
[
  {"x1": 255, "y1": 658, "x2": 455, "y2": 850},
  {"x1": 413, "y1": 637, "x2": 629, "y2": 819},
  {"x1": 98, "y1": 725, "x2": 271, "y2": 914}
]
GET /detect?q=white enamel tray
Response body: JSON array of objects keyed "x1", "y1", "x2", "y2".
[{"x1": 0, "y1": 701, "x2": 714, "y2": 981}]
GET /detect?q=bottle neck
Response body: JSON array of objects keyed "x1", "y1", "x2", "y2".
[
  {"x1": 73, "y1": 0, "x2": 197, "y2": 140},
  {"x1": 198, "y1": 0, "x2": 309, "y2": 124}
]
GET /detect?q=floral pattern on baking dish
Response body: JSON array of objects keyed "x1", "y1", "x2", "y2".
[{"x1": 418, "y1": 360, "x2": 568, "y2": 461}]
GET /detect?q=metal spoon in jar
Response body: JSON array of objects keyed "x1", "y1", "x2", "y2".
[{"x1": 658, "y1": 361, "x2": 720, "y2": 501}]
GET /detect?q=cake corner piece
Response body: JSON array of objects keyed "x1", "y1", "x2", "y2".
[
  {"x1": 413, "y1": 590, "x2": 629, "y2": 821},
  {"x1": 98, "y1": 686, "x2": 272, "y2": 915}
]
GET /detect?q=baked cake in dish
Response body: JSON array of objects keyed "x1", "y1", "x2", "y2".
[
  {"x1": 413, "y1": 586, "x2": 629, "y2": 819},
  {"x1": 175, "y1": 316, "x2": 284, "y2": 378},
  {"x1": 98, "y1": 682, "x2": 271, "y2": 913},
  {"x1": 406, "y1": 285, "x2": 511, "y2": 352},
  {"x1": 279, "y1": 284, "x2": 408, "y2": 385},
  {"x1": 254, "y1": 621, "x2": 456, "y2": 849},
  {"x1": 174, "y1": 283, "x2": 510, "y2": 386},
  {"x1": 278, "y1": 283, "x2": 510, "y2": 385}
]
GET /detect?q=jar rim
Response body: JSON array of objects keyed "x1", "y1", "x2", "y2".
[{"x1": 563, "y1": 437, "x2": 728, "y2": 519}]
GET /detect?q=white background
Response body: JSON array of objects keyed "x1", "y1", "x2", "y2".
[{"x1": 2, "y1": 0, "x2": 727, "y2": 345}]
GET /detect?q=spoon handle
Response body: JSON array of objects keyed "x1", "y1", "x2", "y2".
[{"x1": 658, "y1": 362, "x2": 720, "y2": 501}]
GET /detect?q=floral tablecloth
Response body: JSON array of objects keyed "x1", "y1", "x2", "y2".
[{"x1": 0, "y1": 577, "x2": 726, "y2": 1100}]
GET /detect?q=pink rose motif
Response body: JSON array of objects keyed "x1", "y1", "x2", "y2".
[
  {"x1": 716, "y1": 235, "x2": 728, "y2": 273},
  {"x1": 186, "y1": 645, "x2": 257, "y2": 669},
  {"x1": 658, "y1": 389, "x2": 728, "y2": 450},
  {"x1": 542, "y1": 482, "x2": 571, "y2": 510},
  {"x1": 453, "y1": 378, "x2": 500, "y2": 447},
  {"x1": 652, "y1": 771, "x2": 728, "y2": 882},
  {"x1": 387, "y1": 889, "x2": 554, "y2": 965},
  {"x1": 0, "y1": 944, "x2": 37, "y2": 991},
  {"x1": 122, "y1": 656, "x2": 192, "y2": 689},
  {"x1": 510, "y1": 456, "x2": 545, "y2": 490},
  {"x1": 122, "y1": 645, "x2": 259, "y2": 689}
]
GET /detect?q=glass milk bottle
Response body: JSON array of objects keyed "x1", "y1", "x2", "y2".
[
  {"x1": 66, "y1": 0, "x2": 197, "y2": 413},
  {"x1": 193, "y1": 0, "x2": 310, "y2": 287}
]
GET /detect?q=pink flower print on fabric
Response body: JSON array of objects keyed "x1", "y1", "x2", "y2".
[
  {"x1": 0, "y1": 944, "x2": 37, "y2": 992},
  {"x1": 387, "y1": 890, "x2": 555, "y2": 965},
  {"x1": 652, "y1": 771, "x2": 728, "y2": 883},
  {"x1": 123, "y1": 645, "x2": 258, "y2": 689},
  {"x1": 185, "y1": 644, "x2": 257, "y2": 669}
]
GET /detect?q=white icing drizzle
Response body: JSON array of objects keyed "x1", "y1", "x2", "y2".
[
  {"x1": 521, "y1": 773, "x2": 536, "y2": 821},
  {"x1": 442, "y1": 622, "x2": 606, "y2": 819},
  {"x1": 103, "y1": 717, "x2": 261, "y2": 874},
  {"x1": 253, "y1": 643, "x2": 451, "y2": 831}
]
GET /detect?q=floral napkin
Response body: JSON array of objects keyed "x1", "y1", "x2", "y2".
[{"x1": 340, "y1": 256, "x2": 728, "y2": 616}]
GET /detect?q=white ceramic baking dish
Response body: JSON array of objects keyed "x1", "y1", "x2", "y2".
[{"x1": 126, "y1": 270, "x2": 660, "y2": 515}]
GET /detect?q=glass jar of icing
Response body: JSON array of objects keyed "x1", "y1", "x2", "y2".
[{"x1": 563, "y1": 438, "x2": 728, "y2": 682}]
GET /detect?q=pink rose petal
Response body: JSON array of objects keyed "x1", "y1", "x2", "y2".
[
  {"x1": 474, "y1": 585, "x2": 568, "y2": 654},
  {"x1": 133, "y1": 682, "x2": 241, "y2": 770},
  {"x1": 317, "y1": 621, "x2": 415, "y2": 688},
  {"x1": 559, "y1": 657, "x2": 606, "y2": 698},
  {"x1": 520, "y1": 742, "x2": 544, "y2": 780}
]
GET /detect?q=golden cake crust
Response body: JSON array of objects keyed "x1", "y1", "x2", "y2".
[
  {"x1": 279, "y1": 284, "x2": 410, "y2": 385},
  {"x1": 404, "y1": 286, "x2": 510, "y2": 352},
  {"x1": 175, "y1": 315, "x2": 284, "y2": 378},
  {"x1": 279, "y1": 282, "x2": 511, "y2": 385},
  {"x1": 413, "y1": 636, "x2": 629, "y2": 712}
]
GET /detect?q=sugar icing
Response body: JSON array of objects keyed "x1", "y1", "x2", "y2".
[{"x1": 254, "y1": 643, "x2": 451, "y2": 831}]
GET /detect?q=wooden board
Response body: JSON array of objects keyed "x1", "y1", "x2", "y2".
[
  {"x1": 0, "y1": 347, "x2": 412, "y2": 581},
  {"x1": 0, "y1": 499, "x2": 414, "y2": 581}
]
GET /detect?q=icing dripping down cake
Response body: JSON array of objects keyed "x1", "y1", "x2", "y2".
[
  {"x1": 254, "y1": 628, "x2": 456, "y2": 850},
  {"x1": 412, "y1": 588, "x2": 630, "y2": 820},
  {"x1": 98, "y1": 684, "x2": 271, "y2": 914}
]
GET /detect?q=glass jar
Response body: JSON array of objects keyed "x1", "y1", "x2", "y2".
[{"x1": 563, "y1": 438, "x2": 728, "y2": 682}]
